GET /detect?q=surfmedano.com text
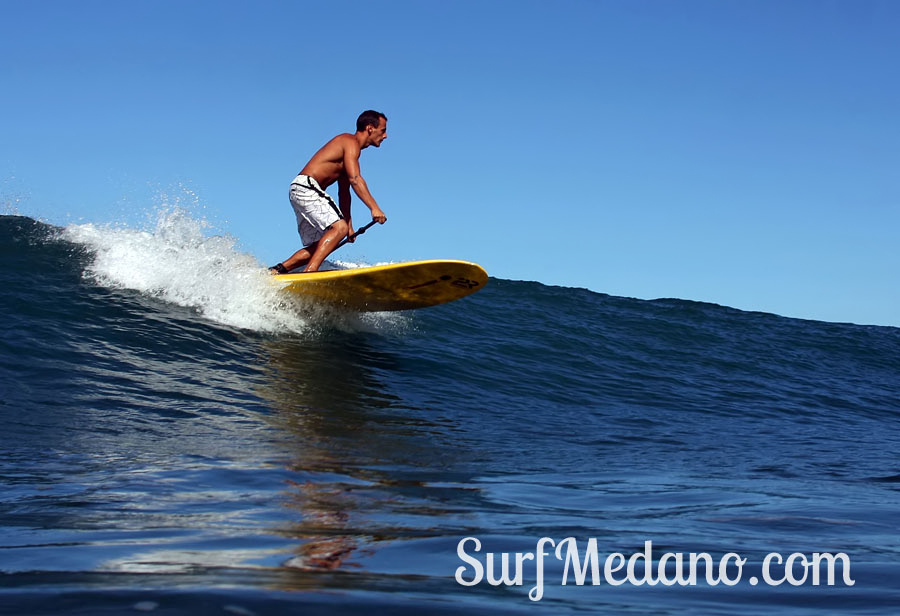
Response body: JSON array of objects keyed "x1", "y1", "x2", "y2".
[{"x1": 454, "y1": 537, "x2": 855, "y2": 602}]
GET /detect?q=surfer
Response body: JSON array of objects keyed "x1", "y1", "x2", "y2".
[{"x1": 269, "y1": 110, "x2": 389, "y2": 274}]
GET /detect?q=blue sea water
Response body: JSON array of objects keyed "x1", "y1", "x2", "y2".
[{"x1": 1, "y1": 211, "x2": 899, "y2": 615}]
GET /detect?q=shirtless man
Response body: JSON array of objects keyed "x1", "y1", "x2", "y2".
[{"x1": 269, "y1": 110, "x2": 388, "y2": 274}]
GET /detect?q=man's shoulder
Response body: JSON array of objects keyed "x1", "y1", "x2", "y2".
[
  {"x1": 322, "y1": 133, "x2": 358, "y2": 152},
  {"x1": 324, "y1": 132, "x2": 354, "y2": 142},
  {"x1": 337, "y1": 132, "x2": 359, "y2": 147}
]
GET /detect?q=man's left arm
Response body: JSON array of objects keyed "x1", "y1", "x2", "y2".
[{"x1": 338, "y1": 174, "x2": 354, "y2": 240}]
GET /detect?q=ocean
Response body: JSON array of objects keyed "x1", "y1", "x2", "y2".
[{"x1": 1, "y1": 211, "x2": 898, "y2": 615}]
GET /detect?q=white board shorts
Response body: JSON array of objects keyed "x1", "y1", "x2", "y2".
[{"x1": 289, "y1": 174, "x2": 343, "y2": 246}]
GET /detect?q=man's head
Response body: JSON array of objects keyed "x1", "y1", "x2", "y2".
[{"x1": 357, "y1": 110, "x2": 388, "y2": 147}]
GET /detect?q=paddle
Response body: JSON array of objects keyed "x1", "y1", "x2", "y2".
[
  {"x1": 336, "y1": 219, "x2": 379, "y2": 249},
  {"x1": 276, "y1": 219, "x2": 378, "y2": 273}
]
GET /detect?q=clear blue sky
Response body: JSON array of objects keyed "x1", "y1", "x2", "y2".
[{"x1": 2, "y1": 0, "x2": 898, "y2": 326}]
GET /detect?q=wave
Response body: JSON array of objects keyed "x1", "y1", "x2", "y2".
[
  {"x1": 2, "y1": 209, "x2": 412, "y2": 335},
  {"x1": 3, "y1": 210, "x2": 900, "y2": 614}
]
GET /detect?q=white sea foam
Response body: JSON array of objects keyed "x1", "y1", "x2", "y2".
[{"x1": 61, "y1": 206, "x2": 409, "y2": 335}]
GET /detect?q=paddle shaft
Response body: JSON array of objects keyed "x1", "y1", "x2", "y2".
[
  {"x1": 299, "y1": 220, "x2": 378, "y2": 252},
  {"x1": 336, "y1": 219, "x2": 378, "y2": 249}
]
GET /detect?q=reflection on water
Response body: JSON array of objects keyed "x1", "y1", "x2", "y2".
[
  {"x1": 0, "y1": 304, "x2": 479, "y2": 591},
  {"x1": 256, "y1": 333, "x2": 467, "y2": 577}
]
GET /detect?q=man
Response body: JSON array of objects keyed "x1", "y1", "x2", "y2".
[{"x1": 269, "y1": 110, "x2": 388, "y2": 274}]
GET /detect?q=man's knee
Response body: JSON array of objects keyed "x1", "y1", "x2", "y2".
[{"x1": 331, "y1": 219, "x2": 349, "y2": 237}]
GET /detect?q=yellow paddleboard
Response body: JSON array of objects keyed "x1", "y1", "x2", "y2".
[{"x1": 274, "y1": 259, "x2": 488, "y2": 312}]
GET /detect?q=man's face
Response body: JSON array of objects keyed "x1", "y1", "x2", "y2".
[{"x1": 369, "y1": 118, "x2": 387, "y2": 147}]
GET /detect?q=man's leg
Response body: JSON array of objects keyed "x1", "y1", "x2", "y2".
[
  {"x1": 304, "y1": 219, "x2": 349, "y2": 272},
  {"x1": 277, "y1": 243, "x2": 317, "y2": 272},
  {"x1": 271, "y1": 187, "x2": 348, "y2": 273}
]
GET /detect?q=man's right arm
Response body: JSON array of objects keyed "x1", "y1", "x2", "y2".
[{"x1": 343, "y1": 142, "x2": 387, "y2": 223}]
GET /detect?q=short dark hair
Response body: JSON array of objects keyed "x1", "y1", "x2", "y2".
[{"x1": 357, "y1": 110, "x2": 387, "y2": 132}]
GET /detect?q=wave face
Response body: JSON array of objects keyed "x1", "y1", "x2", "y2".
[{"x1": 2, "y1": 213, "x2": 898, "y2": 614}]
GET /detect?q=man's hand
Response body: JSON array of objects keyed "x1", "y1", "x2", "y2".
[
  {"x1": 346, "y1": 219, "x2": 355, "y2": 242},
  {"x1": 371, "y1": 207, "x2": 387, "y2": 224}
]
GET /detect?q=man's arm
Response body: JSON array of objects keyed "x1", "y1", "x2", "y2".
[
  {"x1": 337, "y1": 174, "x2": 353, "y2": 238},
  {"x1": 343, "y1": 141, "x2": 387, "y2": 224}
]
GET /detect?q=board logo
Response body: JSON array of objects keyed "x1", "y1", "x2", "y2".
[
  {"x1": 407, "y1": 275, "x2": 480, "y2": 291},
  {"x1": 452, "y1": 277, "x2": 480, "y2": 289}
]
